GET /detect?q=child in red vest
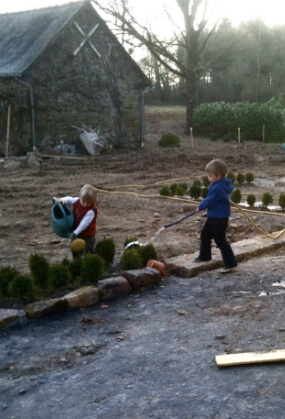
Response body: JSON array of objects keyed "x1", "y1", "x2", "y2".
[{"x1": 56, "y1": 184, "x2": 98, "y2": 259}]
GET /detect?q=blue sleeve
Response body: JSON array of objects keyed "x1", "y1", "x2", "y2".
[{"x1": 199, "y1": 186, "x2": 218, "y2": 210}]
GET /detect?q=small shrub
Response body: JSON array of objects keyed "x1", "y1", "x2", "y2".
[
  {"x1": 227, "y1": 172, "x2": 235, "y2": 184},
  {"x1": 202, "y1": 176, "x2": 210, "y2": 187},
  {"x1": 0, "y1": 266, "x2": 19, "y2": 296},
  {"x1": 189, "y1": 185, "x2": 201, "y2": 199},
  {"x1": 158, "y1": 132, "x2": 181, "y2": 148},
  {"x1": 247, "y1": 194, "x2": 256, "y2": 207},
  {"x1": 236, "y1": 173, "x2": 245, "y2": 186},
  {"x1": 279, "y1": 193, "x2": 285, "y2": 210},
  {"x1": 120, "y1": 248, "x2": 142, "y2": 270},
  {"x1": 95, "y1": 237, "x2": 115, "y2": 267},
  {"x1": 81, "y1": 254, "x2": 105, "y2": 284},
  {"x1": 175, "y1": 185, "x2": 185, "y2": 196},
  {"x1": 49, "y1": 263, "x2": 71, "y2": 289},
  {"x1": 222, "y1": 133, "x2": 232, "y2": 142},
  {"x1": 201, "y1": 187, "x2": 208, "y2": 198},
  {"x1": 29, "y1": 253, "x2": 49, "y2": 288},
  {"x1": 193, "y1": 179, "x2": 202, "y2": 187},
  {"x1": 230, "y1": 189, "x2": 242, "y2": 204},
  {"x1": 245, "y1": 172, "x2": 254, "y2": 184},
  {"x1": 138, "y1": 244, "x2": 158, "y2": 266},
  {"x1": 179, "y1": 182, "x2": 188, "y2": 192},
  {"x1": 262, "y1": 192, "x2": 273, "y2": 208},
  {"x1": 8, "y1": 274, "x2": 35, "y2": 302},
  {"x1": 159, "y1": 186, "x2": 171, "y2": 196},
  {"x1": 63, "y1": 258, "x2": 82, "y2": 279},
  {"x1": 209, "y1": 132, "x2": 219, "y2": 141},
  {"x1": 170, "y1": 183, "x2": 177, "y2": 194}
]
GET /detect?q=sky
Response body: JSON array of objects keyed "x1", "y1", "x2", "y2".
[{"x1": 0, "y1": 0, "x2": 284, "y2": 29}]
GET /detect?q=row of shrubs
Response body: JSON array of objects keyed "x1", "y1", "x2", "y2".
[
  {"x1": 0, "y1": 237, "x2": 158, "y2": 304},
  {"x1": 159, "y1": 172, "x2": 254, "y2": 199},
  {"x1": 231, "y1": 190, "x2": 285, "y2": 209},
  {"x1": 158, "y1": 172, "x2": 284, "y2": 209}
]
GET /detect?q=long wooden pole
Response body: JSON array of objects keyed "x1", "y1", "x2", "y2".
[{"x1": 5, "y1": 104, "x2": 11, "y2": 158}]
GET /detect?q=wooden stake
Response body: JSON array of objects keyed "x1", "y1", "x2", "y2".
[
  {"x1": 262, "y1": 125, "x2": 265, "y2": 143},
  {"x1": 5, "y1": 104, "x2": 11, "y2": 158},
  {"x1": 216, "y1": 349, "x2": 285, "y2": 367},
  {"x1": 238, "y1": 127, "x2": 240, "y2": 144},
  {"x1": 190, "y1": 127, "x2": 194, "y2": 149}
]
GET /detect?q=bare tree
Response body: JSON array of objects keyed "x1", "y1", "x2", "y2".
[{"x1": 92, "y1": 0, "x2": 216, "y2": 133}]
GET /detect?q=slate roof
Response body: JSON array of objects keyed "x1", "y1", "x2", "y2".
[
  {"x1": 0, "y1": 0, "x2": 150, "y2": 87},
  {"x1": 0, "y1": 1, "x2": 88, "y2": 77}
]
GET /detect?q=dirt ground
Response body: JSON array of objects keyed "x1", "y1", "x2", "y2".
[{"x1": 1, "y1": 106, "x2": 285, "y2": 275}]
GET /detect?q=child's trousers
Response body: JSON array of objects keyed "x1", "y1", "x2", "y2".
[{"x1": 199, "y1": 217, "x2": 237, "y2": 268}]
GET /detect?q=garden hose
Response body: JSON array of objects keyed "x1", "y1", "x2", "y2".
[{"x1": 96, "y1": 176, "x2": 285, "y2": 241}]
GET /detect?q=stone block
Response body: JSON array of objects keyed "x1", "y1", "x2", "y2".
[
  {"x1": 64, "y1": 286, "x2": 100, "y2": 308},
  {"x1": 122, "y1": 267, "x2": 161, "y2": 291},
  {"x1": 25, "y1": 298, "x2": 67, "y2": 319},
  {"x1": 0, "y1": 309, "x2": 26, "y2": 329},
  {"x1": 97, "y1": 276, "x2": 132, "y2": 300}
]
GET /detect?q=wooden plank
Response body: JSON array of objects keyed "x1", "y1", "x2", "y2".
[{"x1": 215, "y1": 349, "x2": 285, "y2": 367}]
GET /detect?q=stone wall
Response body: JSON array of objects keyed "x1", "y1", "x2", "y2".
[{"x1": 0, "y1": 3, "x2": 149, "y2": 155}]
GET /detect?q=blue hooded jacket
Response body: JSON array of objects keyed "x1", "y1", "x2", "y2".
[{"x1": 198, "y1": 177, "x2": 234, "y2": 218}]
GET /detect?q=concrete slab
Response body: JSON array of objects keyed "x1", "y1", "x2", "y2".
[{"x1": 165, "y1": 230, "x2": 285, "y2": 278}]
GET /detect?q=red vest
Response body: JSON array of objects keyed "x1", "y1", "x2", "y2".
[{"x1": 73, "y1": 199, "x2": 97, "y2": 237}]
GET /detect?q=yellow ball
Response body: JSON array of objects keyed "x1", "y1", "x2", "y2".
[{"x1": 71, "y1": 238, "x2": 86, "y2": 252}]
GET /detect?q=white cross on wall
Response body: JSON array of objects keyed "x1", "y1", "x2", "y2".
[{"x1": 73, "y1": 21, "x2": 102, "y2": 58}]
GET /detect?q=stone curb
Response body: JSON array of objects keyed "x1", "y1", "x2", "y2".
[
  {"x1": 0, "y1": 267, "x2": 162, "y2": 330},
  {"x1": 165, "y1": 230, "x2": 285, "y2": 278}
]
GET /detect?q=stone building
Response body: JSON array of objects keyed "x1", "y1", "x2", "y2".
[{"x1": 0, "y1": 0, "x2": 151, "y2": 155}]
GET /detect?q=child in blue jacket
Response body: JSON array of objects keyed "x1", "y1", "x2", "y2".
[{"x1": 195, "y1": 159, "x2": 237, "y2": 273}]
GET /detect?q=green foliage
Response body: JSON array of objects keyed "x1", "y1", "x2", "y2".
[
  {"x1": 202, "y1": 176, "x2": 210, "y2": 187},
  {"x1": 245, "y1": 172, "x2": 254, "y2": 184},
  {"x1": 180, "y1": 182, "x2": 188, "y2": 192},
  {"x1": 236, "y1": 173, "x2": 245, "y2": 185},
  {"x1": 95, "y1": 237, "x2": 115, "y2": 267},
  {"x1": 159, "y1": 186, "x2": 171, "y2": 196},
  {"x1": 69, "y1": 258, "x2": 82, "y2": 279},
  {"x1": 193, "y1": 179, "x2": 202, "y2": 187},
  {"x1": 138, "y1": 244, "x2": 158, "y2": 266},
  {"x1": 201, "y1": 187, "x2": 208, "y2": 198},
  {"x1": 247, "y1": 194, "x2": 256, "y2": 207},
  {"x1": 227, "y1": 172, "x2": 236, "y2": 184},
  {"x1": 262, "y1": 192, "x2": 274, "y2": 208},
  {"x1": 279, "y1": 193, "x2": 285, "y2": 210},
  {"x1": 209, "y1": 132, "x2": 219, "y2": 141},
  {"x1": 61, "y1": 257, "x2": 82, "y2": 280},
  {"x1": 193, "y1": 102, "x2": 285, "y2": 142},
  {"x1": 158, "y1": 132, "x2": 181, "y2": 148},
  {"x1": 189, "y1": 185, "x2": 201, "y2": 199},
  {"x1": 222, "y1": 133, "x2": 233, "y2": 142},
  {"x1": 0, "y1": 266, "x2": 19, "y2": 296},
  {"x1": 49, "y1": 263, "x2": 71, "y2": 289},
  {"x1": 230, "y1": 189, "x2": 242, "y2": 204},
  {"x1": 120, "y1": 248, "x2": 142, "y2": 270},
  {"x1": 175, "y1": 185, "x2": 185, "y2": 196},
  {"x1": 170, "y1": 183, "x2": 177, "y2": 194},
  {"x1": 29, "y1": 253, "x2": 49, "y2": 288},
  {"x1": 8, "y1": 274, "x2": 35, "y2": 302},
  {"x1": 81, "y1": 254, "x2": 105, "y2": 284}
]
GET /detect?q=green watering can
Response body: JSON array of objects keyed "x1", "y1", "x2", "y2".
[{"x1": 51, "y1": 197, "x2": 74, "y2": 238}]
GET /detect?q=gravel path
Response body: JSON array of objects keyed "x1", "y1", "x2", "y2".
[{"x1": 2, "y1": 252, "x2": 285, "y2": 419}]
